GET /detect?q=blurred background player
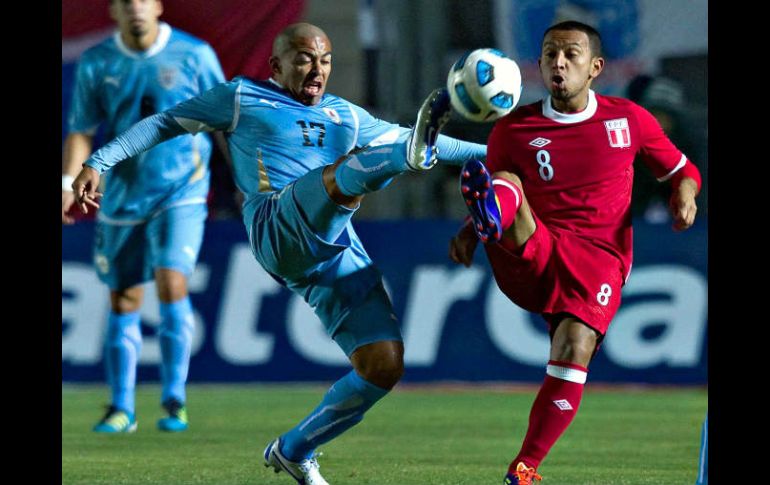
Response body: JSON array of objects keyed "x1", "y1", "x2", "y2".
[
  {"x1": 625, "y1": 74, "x2": 706, "y2": 223},
  {"x1": 61, "y1": 0, "x2": 224, "y2": 433},
  {"x1": 71, "y1": 22, "x2": 485, "y2": 485},
  {"x1": 449, "y1": 20, "x2": 701, "y2": 484}
]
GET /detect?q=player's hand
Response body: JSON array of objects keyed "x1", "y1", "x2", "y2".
[
  {"x1": 73, "y1": 166, "x2": 103, "y2": 215},
  {"x1": 669, "y1": 177, "x2": 698, "y2": 231},
  {"x1": 62, "y1": 190, "x2": 77, "y2": 225},
  {"x1": 449, "y1": 221, "x2": 479, "y2": 267}
]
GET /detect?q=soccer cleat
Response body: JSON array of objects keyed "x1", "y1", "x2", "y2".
[
  {"x1": 460, "y1": 159, "x2": 503, "y2": 243},
  {"x1": 263, "y1": 438, "x2": 329, "y2": 485},
  {"x1": 157, "y1": 398, "x2": 188, "y2": 432},
  {"x1": 406, "y1": 87, "x2": 452, "y2": 170},
  {"x1": 92, "y1": 405, "x2": 137, "y2": 433},
  {"x1": 503, "y1": 461, "x2": 543, "y2": 485}
]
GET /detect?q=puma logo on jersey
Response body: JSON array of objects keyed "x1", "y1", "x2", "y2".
[
  {"x1": 528, "y1": 137, "x2": 551, "y2": 147},
  {"x1": 104, "y1": 76, "x2": 120, "y2": 88},
  {"x1": 258, "y1": 98, "x2": 280, "y2": 109}
]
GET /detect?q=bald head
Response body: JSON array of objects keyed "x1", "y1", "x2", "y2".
[
  {"x1": 269, "y1": 22, "x2": 333, "y2": 106},
  {"x1": 272, "y1": 23, "x2": 331, "y2": 57}
]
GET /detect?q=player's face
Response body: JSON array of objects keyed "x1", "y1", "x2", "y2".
[
  {"x1": 271, "y1": 35, "x2": 332, "y2": 106},
  {"x1": 110, "y1": 0, "x2": 162, "y2": 39},
  {"x1": 538, "y1": 30, "x2": 603, "y2": 109}
]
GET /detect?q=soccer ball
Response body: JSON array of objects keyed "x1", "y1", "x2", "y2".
[{"x1": 446, "y1": 48, "x2": 522, "y2": 122}]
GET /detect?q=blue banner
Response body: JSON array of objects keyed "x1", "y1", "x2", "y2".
[{"x1": 62, "y1": 219, "x2": 707, "y2": 384}]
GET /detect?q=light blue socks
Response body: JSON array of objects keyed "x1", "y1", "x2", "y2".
[
  {"x1": 105, "y1": 311, "x2": 142, "y2": 414},
  {"x1": 159, "y1": 297, "x2": 195, "y2": 404},
  {"x1": 280, "y1": 370, "x2": 389, "y2": 461}
]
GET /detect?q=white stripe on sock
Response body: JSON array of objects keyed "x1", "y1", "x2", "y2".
[
  {"x1": 546, "y1": 364, "x2": 587, "y2": 384},
  {"x1": 492, "y1": 179, "x2": 521, "y2": 208}
]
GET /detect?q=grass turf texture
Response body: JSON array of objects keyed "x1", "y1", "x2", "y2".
[{"x1": 63, "y1": 384, "x2": 706, "y2": 485}]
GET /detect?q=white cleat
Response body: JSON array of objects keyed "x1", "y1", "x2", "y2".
[
  {"x1": 264, "y1": 438, "x2": 330, "y2": 485},
  {"x1": 406, "y1": 88, "x2": 452, "y2": 170}
]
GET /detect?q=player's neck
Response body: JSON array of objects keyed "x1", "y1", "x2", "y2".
[
  {"x1": 120, "y1": 24, "x2": 160, "y2": 51},
  {"x1": 551, "y1": 92, "x2": 589, "y2": 114}
]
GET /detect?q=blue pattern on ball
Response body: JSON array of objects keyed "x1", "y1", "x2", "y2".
[
  {"x1": 453, "y1": 83, "x2": 481, "y2": 114},
  {"x1": 476, "y1": 60, "x2": 494, "y2": 86}
]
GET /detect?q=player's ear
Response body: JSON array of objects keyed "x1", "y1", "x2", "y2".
[
  {"x1": 155, "y1": 0, "x2": 164, "y2": 17},
  {"x1": 269, "y1": 56, "x2": 281, "y2": 76},
  {"x1": 588, "y1": 57, "x2": 604, "y2": 79}
]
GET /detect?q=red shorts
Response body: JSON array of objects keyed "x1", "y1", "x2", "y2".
[{"x1": 484, "y1": 214, "x2": 624, "y2": 335}]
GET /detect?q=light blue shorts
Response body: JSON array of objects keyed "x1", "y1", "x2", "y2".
[
  {"x1": 248, "y1": 167, "x2": 402, "y2": 356},
  {"x1": 93, "y1": 203, "x2": 207, "y2": 290}
]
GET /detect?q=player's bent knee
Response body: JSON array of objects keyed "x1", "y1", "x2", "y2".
[
  {"x1": 352, "y1": 342, "x2": 405, "y2": 389},
  {"x1": 360, "y1": 358, "x2": 404, "y2": 389},
  {"x1": 110, "y1": 287, "x2": 143, "y2": 313},
  {"x1": 551, "y1": 319, "x2": 599, "y2": 365},
  {"x1": 323, "y1": 162, "x2": 363, "y2": 208}
]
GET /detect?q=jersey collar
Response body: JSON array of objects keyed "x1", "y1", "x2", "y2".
[
  {"x1": 114, "y1": 22, "x2": 171, "y2": 59},
  {"x1": 542, "y1": 89, "x2": 597, "y2": 124}
]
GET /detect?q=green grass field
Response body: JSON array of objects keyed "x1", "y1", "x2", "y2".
[{"x1": 62, "y1": 384, "x2": 706, "y2": 485}]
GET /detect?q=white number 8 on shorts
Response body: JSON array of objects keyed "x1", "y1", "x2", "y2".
[{"x1": 596, "y1": 283, "x2": 612, "y2": 306}]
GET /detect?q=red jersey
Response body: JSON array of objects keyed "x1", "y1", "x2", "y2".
[{"x1": 486, "y1": 90, "x2": 687, "y2": 279}]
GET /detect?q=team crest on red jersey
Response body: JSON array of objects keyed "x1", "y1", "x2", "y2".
[{"x1": 604, "y1": 118, "x2": 631, "y2": 148}]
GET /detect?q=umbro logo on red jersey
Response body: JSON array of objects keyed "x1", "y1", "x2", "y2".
[{"x1": 529, "y1": 137, "x2": 551, "y2": 147}]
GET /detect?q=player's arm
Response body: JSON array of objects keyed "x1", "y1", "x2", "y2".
[
  {"x1": 449, "y1": 217, "x2": 479, "y2": 267},
  {"x1": 65, "y1": 53, "x2": 103, "y2": 222},
  {"x1": 668, "y1": 161, "x2": 700, "y2": 231},
  {"x1": 433, "y1": 135, "x2": 487, "y2": 165},
  {"x1": 73, "y1": 112, "x2": 189, "y2": 213},
  {"x1": 74, "y1": 80, "x2": 241, "y2": 213},
  {"x1": 62, "y1": 132, "x2": 94, "y2": 224},
  {"x1": 633, "y1": 103, "x2": 701, "y2": 231}
]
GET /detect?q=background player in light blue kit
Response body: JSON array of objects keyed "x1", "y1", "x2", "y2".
[
  {"x1": 72, "y1": 22, "x2": 485, "y2": 484},
  {"x1": 61, "y1": 0, "x2": 224, "y2": 433}
]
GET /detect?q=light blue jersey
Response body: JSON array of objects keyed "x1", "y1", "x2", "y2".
[
  {"x1": 68, "y1": 22, "x2": 225, "y2": 221},
  {"x1": 85, "y1": 77, "x2": 486, "y2": 350},
  {"x1": 164, "y1": 78, "x2": 484, "y2": 236}
]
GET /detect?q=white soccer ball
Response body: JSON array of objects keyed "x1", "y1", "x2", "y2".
[{"x1": 446, "y1": 48, "x2": 522, "y2": 123}]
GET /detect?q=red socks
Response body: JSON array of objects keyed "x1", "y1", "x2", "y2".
[
  {"x1": 492, "y1": 177, "x2": 522, "y2": 230},
  {"x1": 513, "y1": 360, "x2": 588, "y2": 469}
]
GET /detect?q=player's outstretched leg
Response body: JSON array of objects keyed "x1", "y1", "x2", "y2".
[
  {"x1": 333, "y1": 88, "x2": 452, "y2": 197},
  {"x1": 264, "y1": 438, "x2": 329, "y2": 485},
  {"x1": 460, "y1": 159, "x2": 523, "y2": 243},
  {"x1": 406, "y1": 87, "x2": 452, "y2": 170},
  {"x1": 93, "y1": 311, "x2": 141, "y2": 433}
]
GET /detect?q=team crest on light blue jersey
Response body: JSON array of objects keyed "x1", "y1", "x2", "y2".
[
  {"x1": 323, "y1": 107, "x2": 342, "y2": 125},
  {"x1": 158, "y1": 66, "x2": 178, "y2": 89}
]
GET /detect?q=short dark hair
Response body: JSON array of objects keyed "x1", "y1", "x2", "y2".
[{"x1": 543, "y1": 21, "x2": 603, "y2": 58}]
